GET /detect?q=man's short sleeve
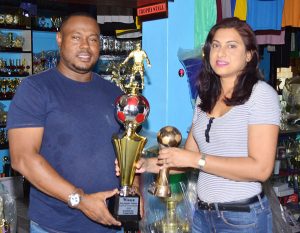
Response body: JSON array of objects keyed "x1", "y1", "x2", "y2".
[{"x1": 7, "y1": 78, "x2": 46, "y2": 129}]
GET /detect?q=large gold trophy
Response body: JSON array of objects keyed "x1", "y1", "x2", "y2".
[{"x1": 108, "y1": 43, "x2": 150, "y2": 232}]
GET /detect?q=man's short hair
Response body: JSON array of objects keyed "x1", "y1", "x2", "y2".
[{"x1": 59, "y1": 12, "x2": 97, "y2": 32}]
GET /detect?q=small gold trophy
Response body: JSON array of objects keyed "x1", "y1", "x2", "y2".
[
  {"x1": 109, "y1": 45, "x2": 150, "y2": 232},
  {"x1": 147, "y1": 127, "x2": 190, "y2": 233},
  {"x1": 148, "y1": 126, "x2": 182, "y2": 197}
]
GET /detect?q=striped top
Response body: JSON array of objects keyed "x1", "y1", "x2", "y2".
[{"x1": 192, "y1": 81, "x2": 280, "y2": 203}]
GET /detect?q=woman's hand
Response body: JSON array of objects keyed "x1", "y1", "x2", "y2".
[{"x1": 157, "y1": 147, "x2": 199, "y2": 169}]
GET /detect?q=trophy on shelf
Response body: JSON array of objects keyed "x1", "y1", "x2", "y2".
[
  {"x1": 0, "y1": 196, "x2": 10, "y2": 233},
  {"x1": 120, "y1": 42, "x2": 151, "y2": 89},
  {"x1": 109, "y1": 45, "x2": 151, "y2": 232},
  {"x1": 50, "y1": 16, "x2": 62, "y2": 31},
  {"x1": 148, "y1": 126, "x2": 182, "y2": 197}
]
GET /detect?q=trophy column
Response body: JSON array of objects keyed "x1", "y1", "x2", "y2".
[
  {"x1": 107, "y1": 42, "x2": 151, "y2": 232},
  {"x1": 110, "y1": 85, "x2": 150, "y2": 232}
]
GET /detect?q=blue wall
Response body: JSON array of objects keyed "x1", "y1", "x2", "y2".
[
  {"x1": 32, "y1": 31, "x2": 58, "y2": 53},
  {"x1": 142, "y1": 0, "x2": 195, "y2": 138}
]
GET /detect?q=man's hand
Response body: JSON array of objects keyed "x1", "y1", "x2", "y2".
[
  {"x1": 78, "y1": 189, "x2": 121, "y2": 226},
  {"x1": 115, "y1": 158, "x2": 149, "y2": 176}
]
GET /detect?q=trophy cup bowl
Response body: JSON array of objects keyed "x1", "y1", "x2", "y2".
[
  {"x1": 110, "y1": 91, "x2": 150, "y2": 231},
  {"x1": 148, "y1": 126, "x2": 182, "y2": 197}
]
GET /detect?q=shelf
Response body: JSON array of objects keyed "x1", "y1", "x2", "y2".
[
  {"x1": 0, "y1": 96, "x2": 13, "y2": 101},
  {"x1": 0, "y1": 48, "x2": 30, "y2": 53},
  {"x1": 0, "y1": 73, "x2": 29, "y2": 77},
  {"x1": 0, "y1": 26, "x2": 30, "y2": 30},
  {"x1": 279, "y1": 169, "x2": 300, "y2": 176},
  {"x1": 0, "y1": 143, "x2": 8, "y2": 150},
  {"x1": 100, "y1": 55, "x2": 126, "y2": 60},
  {"x1": 280, "y1": 126, "x2": 300, "y2": 135},
  {"x1": 32, "y1": 27, "x2": 58, "y2": 32}
]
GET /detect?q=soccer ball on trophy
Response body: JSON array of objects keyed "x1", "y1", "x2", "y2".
[
  {"x1": 115, "y1": 94, "x2": 150, "y2": 127},
  {"x1": 157, "y1": 126, "x2": 182, "y2": 148}
]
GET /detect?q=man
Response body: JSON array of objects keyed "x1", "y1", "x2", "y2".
[
  {"x1": 121, "y1": 42, "x2": 151, "y2": 88},
  {"x1": 7, "y1": 12, "x2": 134, "y2": 233}
]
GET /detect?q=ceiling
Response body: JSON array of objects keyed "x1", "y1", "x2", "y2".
[
  {"x1": 5, "y1": 0, "x2": 138, "y2": 16},
  {"x1": 1, "y1": 0, "x2": 167, "y2": 17},
  {"x1": 49, "y1": 0, "x2": 138, "y2": 8},
  {"x1": 46, "y1": 0, "x2": 138, "y2": 15}
]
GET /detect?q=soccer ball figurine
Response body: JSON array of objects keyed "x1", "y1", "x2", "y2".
[
  {"x1": 157, "y1": 126, "x2": 182, "y2": 148},
  {"x1": 115, "y1": 94, "x2": 150, "y2": 126}
]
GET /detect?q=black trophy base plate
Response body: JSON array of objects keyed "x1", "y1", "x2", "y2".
[{"x1": 108, "y1": 194, "x2": 141, "y2": 231}]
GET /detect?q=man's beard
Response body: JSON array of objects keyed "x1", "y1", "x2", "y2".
[{"x1": 71, "y1": 62, "x2": 95, "y2": 73}]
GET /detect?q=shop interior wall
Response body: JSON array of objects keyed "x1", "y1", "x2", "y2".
[{"x1": 142, "y1": 0, "x2": 195, "y2": 139}]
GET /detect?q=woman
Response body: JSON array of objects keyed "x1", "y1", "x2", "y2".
[{"x1": 117, "y1": 17, "x2": 280, "y2": 232}]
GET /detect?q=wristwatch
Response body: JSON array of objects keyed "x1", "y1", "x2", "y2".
[
  {"x1": 67, "y1": 188, "x2": 83, "y2": 208},
  {"x1": 198, "y1": 153, "x2": 206, "y2": 169}
]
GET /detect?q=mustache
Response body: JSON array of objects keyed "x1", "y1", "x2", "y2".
[{"x1": 77, "y1": 50, "x2": 92, "y2": 56}]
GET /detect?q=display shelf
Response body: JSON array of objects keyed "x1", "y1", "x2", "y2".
[
  {"x1": 0, "y1": 26, "x2": 30, "y2": 30},
  {"x1": 0, "y1": 73, "x2": 29, "y2": 77},
  {"x1": 280, "y1": 126, "x2": 300, "y2": 135},
  {"x1": 0, "y1": 49, "x2": 31, "y2": 53},
  {"x1": 0, "y1": 28, "x2": 32, "y2": 52},
  {"x1": 0, "y1": 7, "x2": 59, "y2": 174},
  {"x1": 32, "y1": 27, "x2": 58, "y2": 32},
  {"x1": 0, "y1": 144, "x2": 8, "y2": 150},
  {"x1": 279, "y1": 169, "x2": 300, "y2": 176}
]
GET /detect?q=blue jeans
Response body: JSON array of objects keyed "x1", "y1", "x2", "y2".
[
  {"x1": 192, "y1": 195, "x2": 272, "y2": 233},
  {"x1": 30, "y1": 221, "x2": 124, "y2": 233}
]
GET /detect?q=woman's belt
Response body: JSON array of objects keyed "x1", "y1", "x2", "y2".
[{"x1": 198, "y1": 191, "x2": 265, "y2": 212}]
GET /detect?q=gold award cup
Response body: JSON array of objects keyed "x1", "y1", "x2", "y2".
[
  {"x1": 148, "y1": 126, "x2": 182, "y2": 197},
  {"x1": 110, "y1": 85, "x2": 150, "y2": 231}
]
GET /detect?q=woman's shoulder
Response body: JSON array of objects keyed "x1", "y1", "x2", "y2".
[
  {"x1": 251, "y1": 80, "x2": 278, "y2": 99},
  {"x1": 248, "y1": 80, "x2": 280, "y2": 110}
]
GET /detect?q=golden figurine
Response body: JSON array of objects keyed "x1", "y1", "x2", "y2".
[
  {"x1": 121, "y1": 42, "x2": 151, "y2": 88},
  {"x1": 12, "y1": 36, "x2": 24, "y2": 48}
]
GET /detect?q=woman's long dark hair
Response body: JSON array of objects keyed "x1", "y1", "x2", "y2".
[{"x1": 197, "y1": 17, "x2": 263, "y2": 113}]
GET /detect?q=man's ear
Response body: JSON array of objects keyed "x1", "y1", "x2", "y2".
[{"x1": 56, "y1": 32, "x2": 62, "y2": 48}]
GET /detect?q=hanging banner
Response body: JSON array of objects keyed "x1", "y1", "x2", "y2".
[{"x1": 137, "y1": 0, "x2": 168, "y2": 21}]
